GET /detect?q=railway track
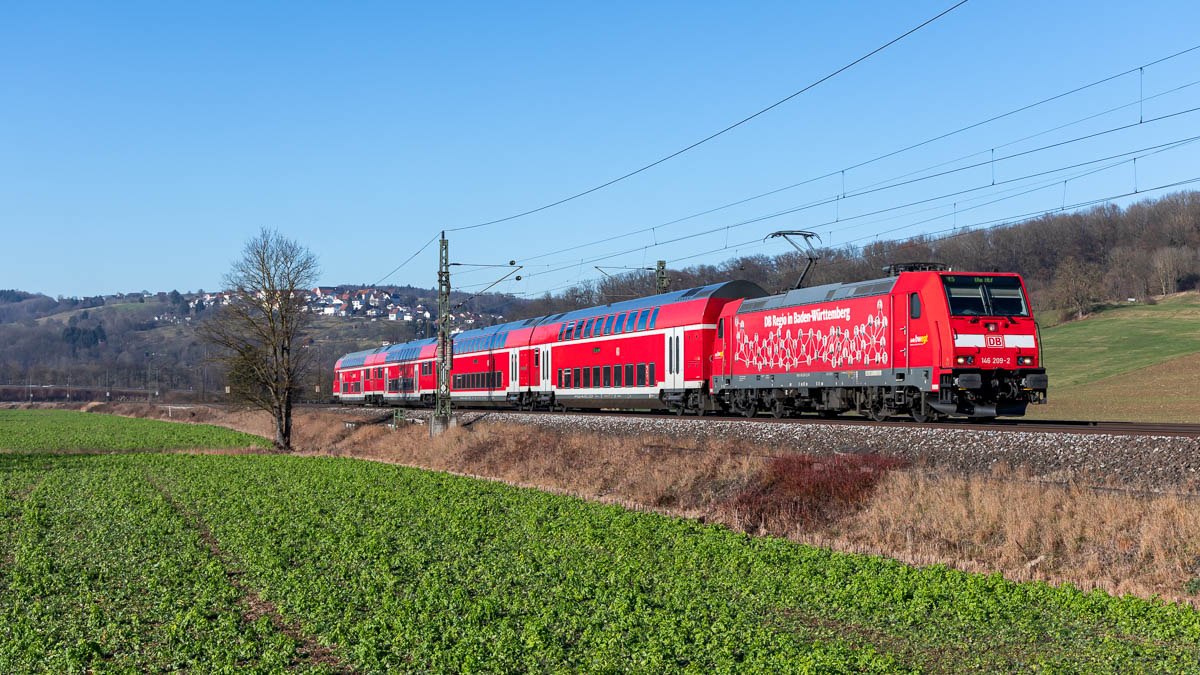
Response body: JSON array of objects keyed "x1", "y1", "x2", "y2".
[{"x1": 300, "y1": 403, "x2": 1200, "y2": 438}]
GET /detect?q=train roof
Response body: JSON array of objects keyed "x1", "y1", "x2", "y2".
[
  {"x1": 542, "y1": 280, "x2": 767, "y2": 325},
  {"x1": 334, "y1": 280, "x2": 767, "y2": 368},
  {"x1": 737, "y1": 276, "x2": 897, "y2": 314},
  {"x1": 335, "y1": 337, "x2": 436, "y2": 369}
]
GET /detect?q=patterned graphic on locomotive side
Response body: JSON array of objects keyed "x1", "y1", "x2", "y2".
[{"x1": 735, "y1": 299, "x2": 890, "y2": 371}]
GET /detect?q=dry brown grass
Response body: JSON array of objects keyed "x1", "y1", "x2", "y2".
[
  {"x1": 800, "y1": 468, "x2": 1200, "y2": 603},
  {"x1": 38, "y1": 402, "x2": 1200, "y2": 606}
]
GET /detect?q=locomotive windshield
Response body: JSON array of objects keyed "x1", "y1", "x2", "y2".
[{"x1": 942, "y1": 275, "x2": 1029, "y2": 317}]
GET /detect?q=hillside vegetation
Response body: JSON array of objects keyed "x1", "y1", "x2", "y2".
[{"x1": 1030, "y1": 292, "x2": 1200, "y2": 422}]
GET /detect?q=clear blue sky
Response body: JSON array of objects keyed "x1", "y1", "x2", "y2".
[{"x1": 3, "y1": 0, "x2": 1199, "y2": 299}]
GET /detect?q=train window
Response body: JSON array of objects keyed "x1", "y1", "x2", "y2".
[
  {"x1": 582, "y1": 367, "x2": 591, "y2": 388},
  {"x1": 592, "y1": 366, "x2": 601, "y2": 387},
  {"x1": 624, "y1": 312, "x2": 638, "y2": 333},
  {"x1": 648, "y1": 308, "x2": 659, "y2": 330},
  {"x1": 636, "y1": 310, "x2": 649, "y2": 331},
  {"x1": 564, "y1": 369, "x2": 571, "y2": 388},
  {"x1": 613, "y1": 365, "x2": 622, "y2": 387},
  {"x1": 534, "y1": 351, "x2": 539, "y2": 367},
  {"x1": 572, "y1": 368, "x2": 581, "y2": 388},
  {"x1": 603, "y1": 365, "x2": 611, "y2": 387},
  {"x1": 625, "y1": 364, "x2": 635, "y2": 387},
  {"x1": 636, "y1": 363, "x2": 647, "y2": 386},
  {"x1": 603, "y1": 315, "x2": 615, "y2": 335},
  {"x1": 559, "y1": 324, "x2": 568, "y2": 341},
  {"x1": 557, "y1": 369, "x2": 563, "y2": 388},
  {"x1": 584, "y1": 318, "x2": 595, "y2": 337},
  {"x1": 941, "y1": 275, "x2": 1032, "y2": 317},
  {"x1": 591, "y1": 318, "x2": 602, "y2": 337},
  {"x1": 571, "y1": 321, "x2": 583, "y2": 340},
  {"x1": 910, "y1": 293, "x2": 921, "y2": 319},
  {"x1": 648, "y1": 362, "x2": 655, "y2": 385}
]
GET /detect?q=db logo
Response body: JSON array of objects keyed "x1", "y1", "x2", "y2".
[{"x1": 986, "y1": 335, "x2": 1004, "y2": 348}]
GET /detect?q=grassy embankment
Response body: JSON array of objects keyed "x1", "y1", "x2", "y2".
[{"x1": 1030, "y1": 292, "x2": 1200, "y2": 422}]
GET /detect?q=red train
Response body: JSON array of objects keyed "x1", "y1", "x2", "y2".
[{"x1": 333, "y1": 267, "x2": 1048, "y2": 421}]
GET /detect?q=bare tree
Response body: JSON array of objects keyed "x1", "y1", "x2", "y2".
[
  {"x1": 1051, "y1": 257, "x2": 1101, "y2": 319},
  {"x1": 1151, "y1": 246, "x2": 1195, "y2": 296},
  {"x1": 198, "y1": 228, "x2": 319, "y2": 451}
]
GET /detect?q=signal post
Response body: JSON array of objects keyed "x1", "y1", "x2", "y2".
[{"x1": 430, "y1": 231, "x2": 457, "y2": 436}]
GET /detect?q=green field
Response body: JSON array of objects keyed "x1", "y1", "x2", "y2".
[
  {"x1": 0, "y1": 409, "x2": 269, "y2": 451},
  {"x1": 3, "y1": 449, "x2": 1199, "y2": 672},
  {"x1": 1029, "y1": 293, "x2": 1200, "y2": 422}
]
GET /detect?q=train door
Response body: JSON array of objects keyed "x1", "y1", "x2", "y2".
[
  {"x1": 517, "y1": 350, "x2": 527, "y2": 388},
  {"x1": 710, "y1": 315, "x2": 731, "y2": 378},
  {"x1": 892, "y1": 295, "x2": 907, "y2": 373},
  {"x1": 530, "y1": 348, "x2": 540, "y2": 387},
  {"x1": 906, "y1": 290, "x2": 933, "y2": 370},
  {"x1": 665, "y1": 326, "x2": 685, "y2": 389},
  {"x1": 683, "y1": 329, "x2": 703, "y2": 382}
]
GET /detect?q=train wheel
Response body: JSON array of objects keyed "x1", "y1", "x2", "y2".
[
  {"x1": 910, "y1": 408, "x2": 933, "y2": 423},
  {"x1": 868, "y1": 406, "x2": 890, "y2": 422},
  {"x1": 771, "y1": 400, "x2": 785, "y2": 419}
]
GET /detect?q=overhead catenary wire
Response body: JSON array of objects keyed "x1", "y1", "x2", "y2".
[
  {"x1": 439, "y1": 0, "x2": 972, "y2": 234},
  {"x1": 378, "y1": 41, "x2": 1200, "y2": 288},
  {"x1": 513, "y1": 173, "x2": 1200, "y2": 300},
  {"x1": 500, "y1": 44, "x2": 1200, "y2": 268},
  {"x1": 518, "y1": 133, "x2": 1200, "y2": 281},
  {"x1": 517, "y1": 105, "x2": 1200, "y2": 272}
]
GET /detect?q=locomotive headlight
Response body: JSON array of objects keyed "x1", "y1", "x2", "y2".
[
  {"x1": 1018, "y1": 356, "x2": 1034, "y2": 366},
  {"x1": 955, "y1": 355, "x2": 975, "y2": 365}
]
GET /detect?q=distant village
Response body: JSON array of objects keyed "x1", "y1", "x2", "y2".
[{"x1": 97, "y1": 287, "x2": 506, "y2": 332}]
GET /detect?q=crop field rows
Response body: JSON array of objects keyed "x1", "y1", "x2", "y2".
[
  {"x1": 3, "y1": 448, "x2": 1200, "y2": 673},
  {"x1": 0, "y1": 409, "x2": 270, "y2": 452}
]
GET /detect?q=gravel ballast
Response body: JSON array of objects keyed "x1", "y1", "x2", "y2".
[{"x1": 400, "y1": 409, "x2": 1200, "y2": 491}]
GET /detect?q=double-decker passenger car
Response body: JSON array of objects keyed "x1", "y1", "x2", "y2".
[{"x1": 333, "y1": 269, "x2": 1048, "y2": 421}]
